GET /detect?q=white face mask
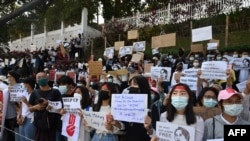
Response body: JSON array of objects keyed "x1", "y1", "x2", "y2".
[
  {"x1": 233, "y1": 54, "x2": 238, "y2": 58},
  {"x1": 195, "y1": 54, "x2": 199, "y2": 58},
  {"x1": 193, "y1": 62, "x2": 199, "y2": 67},
  {"x1": 224, "y1": 104, "x2": 243, "y2": 116},
  {"x1": 74, "y1": 93, "x2": 82, "y2": 100}
]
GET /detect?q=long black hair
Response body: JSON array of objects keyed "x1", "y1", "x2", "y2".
[
  {"x1": 166, "y1": 83, "x2": 197, "y2": 125},
  {"x1": 74, "y1": 86, "x2": 91, "y2": 109},
  {"x1": 196, "y1": 87, "x2": 219, "y2": 107}
]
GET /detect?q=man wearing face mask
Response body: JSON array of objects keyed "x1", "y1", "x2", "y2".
[
  {"x1": 203, "y1": 88, "x2": 250, "y2": 140},
  {"x1": 28, "y1": 72, "x2": 62, "y2": 141}
]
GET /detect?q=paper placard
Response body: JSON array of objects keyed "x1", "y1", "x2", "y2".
[
  {"x1": 192, "y1": 26, "x2": 212, "y2": 42},
  {"x1": 183, "y1": 68, "x2": 199, "y2": 77},
  {"x1": 48, "y1": 101, "x2": 62, "y2": 113},
  {"x1": 83, "y1": 111, "x2": 108, "y2": 132},
  {"x1": 180, "y1": 77, "x2": 197, "y2": 91},
  {"x1": 9, "y1": 84, "x2": 27, "y2": 102},
  {"x1": 111, "y1": 94, "x2": 148, "y2": 123},
  {"x1": 144, "y1": 63, "x2": 153, "y2": 73},
  {"x1": 151, "y1": 33, "x2": 176, "y2": 48},
  {"x1": 200, "y1": 61, "x2": 227, "y2": 80},
  {"x1": 128, "y1": 30, "x2": 139, "y2": 40},
  {"x1": 119, "y1": 46, "x2": 133, "y2": 57},
  {"x1": 236, "y1": 80, "x2": 247, "y2": 92},
  {"x1": 207, "y1": 43, "x2": 218, "y2": 50},
  {"x1": 136, "y1": 52, "x2": 144, "y2": 60},
  {"x1": 116, "y1": 69, "x2": 128, "y2": 75},
  {"x1": 62, "y1": 97, "x2": 81, "y2": 113},
  {"x1": 114, "y1": 41, "x2": 125, "y2": 51},
  {"x1": 107, "y1": 71, "x2": 117, "y2": 77},
  {"x1": 131, "y1": 53, "x2": 143, "y2": 63},
  {"x1": 152, "y1": 48, "x2": 159, "y2": 55},
  {"x1": 193, "y1": 107, "x2": 221, "y2": 120},
  {"x1": 191, "y1": 44, "x2": 204, "y2": 52},
  {"x1": 151, "y1": 67, "x2": 172, "y2": 82},
  {"x1": 61, "y1": 113, "x2": 81, "y2": 141},
  {"x1": 156, "y1": 121, "x2": 195, "y2": 141},
  {"x1": 133, "y1": 41, "x2": 146, "y2": 52},
  {"x1": 103, "y1": 47, "x2": 114, "y2": 59},
  {"x1": 209, "y1": 39, "x2": 220, "y2": 47},
  {"x1": 88, "y1": 61, "x2": 103, "y2": 75},
  {"x1": 231, "y1": 57, "x2": 250, "y2": 70}
]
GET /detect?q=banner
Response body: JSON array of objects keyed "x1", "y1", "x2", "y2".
[
  {"x1": 83, "y1": 111, "x2": 108, "y2": 131},
  {"x1": 111, "y1": 94, "x2": 148, "y2": 123},
  {"x1": 61, "y1": 113, "x2": 81, "y2": 141}
]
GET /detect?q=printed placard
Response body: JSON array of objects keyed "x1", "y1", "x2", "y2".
[
  {"x1": 9, "y1": 84, "x2": 27, "y2": 102},
  {"x1": 152, "y1": 48, "x2": 159, "y2": 55},
  {"x1": 133, "y1": 41, "x2": 146, "y2": 52},
  {"x1": 192, "y1": 26, "x2": 212, "y2": 42},
  {"x1": 114, "y1": 41, "x2": 125, "y2": 51},
  {"x1": 61, "y1": 113, "x2": 81, "y2": 141},
  {"x1": 231, "y1": 57, "x2": 250, "y2": 70},
  {"x1": 150, "y1": 67, "x2": 172, "y2": 82},
  {"x1": 111, "y1": 94, "x2": 148, "y2": 123},
  {"x1": 83, "y1": 111, "x2": 108, "y2": 132},
  {"x1": 200, "y1": 61, "x2": 227, "y2": 80},
  {"x1": 119, "y1": 46, "x2": 133, "y2": 57},
  {"x1": 156, "y1": 121, "x2": 195, "y2": 141},
  {"x1": 183, "y1": 68, "x2": 199, "y2": 77},
  {"x1": 128, "y1": 30, "x2": 139, "y2": 40},
  {"x1": 62, "y1": 97, "x2": 81, "y2": 113},
  {"x1": 180, "y1": 77, "x2": 197, "y2": 91},
  {"x1": 48, "y1": 101, "x2": 62, "y2": 113},
  {"x1": 103, "y1": 47, "x2": 115, "y2": 59}
]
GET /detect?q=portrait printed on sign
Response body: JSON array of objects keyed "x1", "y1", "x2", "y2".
[
  {"x1": 119, "y1": 46, "x2": 132, "y2": 57},
  {"x1": 133, "y1": 41, "x2": 146, "y2": 52},
  {"x1": 151, "y1": 67, "x2": 171, "y2": 82},
  {"x1": 104, "y1": 47, "x2": 114, "y2": 59}
]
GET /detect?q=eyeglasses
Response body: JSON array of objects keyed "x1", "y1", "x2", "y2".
[{"x1": 203, "y1": 95, "x2": 216, "y2": 99}]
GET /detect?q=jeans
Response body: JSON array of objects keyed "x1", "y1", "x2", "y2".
[
  {"x1": 91, "y1": 133, "x2": 118, "y2": 141},
  {"x1": 19, "y1": 118, "x2": 36, "y2": 141}
]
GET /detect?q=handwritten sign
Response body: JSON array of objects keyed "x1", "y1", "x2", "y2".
[
  {"x1": 111, "y1": 94, "x2": 148, "y2": 123},
  {"x1": 183, "y1": 68, "x2": 199, "y2": 77},
  {"x1": 88, "y1": 61, "x2": 103, "y2": 75},
  {"x1": 180, "y1": 77, "x2": 197, "y2": 91},
  {"x1": 48, "y1": 101, "x2": 62, "y2": 113},
  {"x1": 9, "y1": 84, "x2": 27, "y2": 102},
  {"x1": 133, "y1": 41, "x2": 146, "y2": 52},
  {"x1": 114, "y1": 41, "x2": 125, "y2": 51},
  {"x1": 200, "y1": 61, "x2": 227, "y2": 80},
  {"x1": 128, "y1": 30, "x2": 139, "y2": 40},
  {"x1": 193, "y1": 107, "x2": 221, "y2": 120},
  {"x1": 62, "y1": 97, "x2": 81, "y2": 113},
  {"x1": 151, "y1": 33, "x2": 176, "y2": 48},
  {"x1": 156, "y1": 121, "x2": 195, "y2": 141},
  {"x1": 61, "y1": 113, "x2": 81, "y2": 141},
  {"x1": 83, "y1": 111, "x2": 108, "y2": 132},
  {"x1": 192, "y1": 26, "x2": 212, "y2": 42}
]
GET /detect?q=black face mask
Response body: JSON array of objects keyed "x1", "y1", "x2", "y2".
[
  {"x1": 99, "y1": 90, "x2": 110, "y2": 100},
  {"x1": 128, "y1": 87, "x2": 140, "y2": 94}
]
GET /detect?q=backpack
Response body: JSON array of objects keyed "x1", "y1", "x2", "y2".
[{"x1": 33, "y1": 89, "x2": 58, "y2": 131}]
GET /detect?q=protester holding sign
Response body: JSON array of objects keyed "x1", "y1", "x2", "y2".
[
  {"x1": 203, "y1": 88, "x2": 250, "y2": 141},
  {"x1": 145, "y1": 83, "x2": 204, "y2": 141},
  {"x1": 2, "y1": 70, "x2": 21, "y2": 141},
  {"x1": 90, "y1": 82, "x2": 121, "y2": 141},
  {"x1": 17, "y1": 76, "x2": 36, "y2": 141}
]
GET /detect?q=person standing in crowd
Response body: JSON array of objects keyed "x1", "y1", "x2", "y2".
[
  {"x1": 2, "y1": 71, "x2": 21, "y2": 141},
  {"x1": 203, "y1": 88, "x2": 250, "y2": 140},
  {"x1": 17, "y1": 76, "x2": 36, "y2": 141},
  {"x1": 28, "y1": 71, "x2": 62, "y2": 141},
  {"x1": 145, "y1": 83, "x2": 204, "y2": 141}
]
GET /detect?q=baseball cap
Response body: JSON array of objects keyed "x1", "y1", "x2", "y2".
[{"x1": 218, "y1": 88, "x2": 243, "y2": 102}]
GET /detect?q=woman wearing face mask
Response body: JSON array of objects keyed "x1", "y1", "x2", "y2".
[
  {"x1": 203, "y1": 88, "x2": 250, "y2": 140},
  {"x1": 192, "y1": 59, "x2": 200, "y2": 69},
  {"x1": 194, "y1": 87, "x2": 221, "y2": 120},
  {"x1": 145, "y1": 83, "x2": 204, "y2": 141},
  {"x1": 89, "y1": 82, "x2": 121, "y2": 141},
  {"x1": 67, "y1": 86, "x2": 91, "y2": 141}
]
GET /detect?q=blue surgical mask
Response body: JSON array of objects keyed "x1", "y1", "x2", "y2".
[
  {"x1": 58, "y1": 85, "x2": 68, "y2": 94},
  {"x1": 171, "y1": 96, "x2": 188, "y2": 110},
  {"x1": 37, "y1": 78, "x2": 48, "y2": 86},
  {"x1": 224, "y1": 104, "x2": 243, "y2": 116},
  {"x1": 203, "y1": 98, "x2": 217, "y2": 108}
]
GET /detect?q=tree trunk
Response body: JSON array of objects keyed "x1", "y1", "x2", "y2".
[{"x1": 225, "y1": 15, "x2": 229, "y2": 47}]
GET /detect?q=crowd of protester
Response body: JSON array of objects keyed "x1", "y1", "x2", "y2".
[{"x1": 0, "y1": 43, "x2": 250, "y2": 141}]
